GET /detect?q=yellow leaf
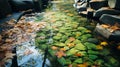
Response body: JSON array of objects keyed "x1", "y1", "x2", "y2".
[
  {"x1": 67, "y1": 43, "x2": 75, "y2": 47},
  {"x1": 100, "y1": 41, "x2": 108, "y2": 46},
  {"x1": 101, "y1": 24, "x2": 110, "y2": 28},
  {"x1": 96, "y1": 45, "x2": 103, "y2": 50},
  {"x1": 77, "y1": 63, "x2": 88, "y2": 67},
  {"x1": 85, "y1": 30, "x2": 91, "y2": 33},
  {"x1": 60, "y1": 48, "x2": 66, "y2": 51}
]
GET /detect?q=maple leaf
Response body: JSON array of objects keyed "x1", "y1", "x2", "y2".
[{"x1": 55, "y1": 50, "x2": 66, "y2": 58}]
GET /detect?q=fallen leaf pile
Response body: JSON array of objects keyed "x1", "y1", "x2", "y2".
[
  {"x1": 101, "y1": 23, "x2": 120, "y2": 32},
  {"x1": 0, "y1": 18, "x2": 47, "y2": 66}
]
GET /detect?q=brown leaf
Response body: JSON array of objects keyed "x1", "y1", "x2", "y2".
[
  {"x1": 0, "y1": 61, "x2": 5, "y2": 67},
  {"x1": 110, "y1": 25, "x2": 120, "y2": 32},
  {"x1": 69, "y1": 37, "x2": 75, "y2": 42},
  {"x1": 5, "y1": 39, "x2": 13, "y2": 43},
  {"x1": 0, "y1": 35, "x2": 2, "y2": 42},
  {"x1": 4, "y1": 52, "x2": 15, "y2": 60},
  {"x1": 101, "y1": 24, "x2": 110, "y2": 28},
  {"x1": 0, "y1": 45, "x2": 13, "y2": 51},
  {"x1": 24, "y1": 49, "x2": 33, "y2": 55}
]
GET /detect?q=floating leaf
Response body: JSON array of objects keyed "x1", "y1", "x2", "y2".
[
  {"x1": 67, "y1": 43, "x2": 75, "y2": 48},
  {"x1": 84, "y1": 42, "x2": 97, "y2": 50},
  {"x1": 57, "y1": 57, "x2": 66, "y2": 65},
  {"x1": 74, "y1": 58, "x2": 83, "y2": 64},
  {"x1": 24, "y1": 49, "x2": 33, "y2": 55},
  {"x1": 4, "y1": 52, "x2": 16, "y2": 61},
  {"x1": 75, "y1": 43, "x2": 86, "y2": 50},
  {"x1": 96, "y1": 45, "x2": 103, "y2": 50},
  {"x1": 89, "y1": 55, "x2": 98, "y2": 60},
  {"x1": 51, "y1": 46, "x2": 58, "y2": 50},
  {"x1": 77, "y1": 62, "x2": 88, "y2": 67},
  {"x1": 66, "y1": 48, "x2": 79, "y2": 56},
  {"x1": 74, "y1": 53, "x2": 82, "y2": 57},
  {"x1": 60, "y1": 48, "x2": 66, "y2": 51},
  {"x1": 69, "y1": 37, "x2": 76, "y2": 42},
  {"x1": 100, "y1": 41, "x2": 108, "y2": 46},
  {"x1": 55, "y1": 50, "x2": 66, "y2": 58}
]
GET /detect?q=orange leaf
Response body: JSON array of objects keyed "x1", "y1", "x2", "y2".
[
  {"x1": 51, "y1": 46, "x2": 58, "y2": 50},
  {"x1": 60, "y1": 48, "x2": 66, "y2": 51},
  {"x1": 55, "y1": 50, "x2": 66, "y2": 58},
  {"x1": 101, "y1": 24, "x2": 110, "y2": 28},
  {"x1": 75, "y1": 53, "x2": 82, "y2": 57}
]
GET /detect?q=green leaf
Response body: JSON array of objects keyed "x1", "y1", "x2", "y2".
[
  {"x1": 54, "y1": 43, "x2": 66, "y2": 47},
  {"x1": 84, "y1": 42, "x2": 97, "y2": 50},
  {"x1": 66, "y1": 48, "x2": 79, "y2": 56},
  {"x1": 58, "y1": 57, "x2": 66, "y2": 65},
  {"x1": 73, "y1": 58, "x2": 83, "y2": 64},
  {"x1": 88, "y1": 50, "x2": 99, "y2": 55},
  {"x1": 89, "y1": 55, "x2": 98, "y2": 60},
  {"x1": 75, "y1": 43, "x2": 86, "y2": 50}
]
